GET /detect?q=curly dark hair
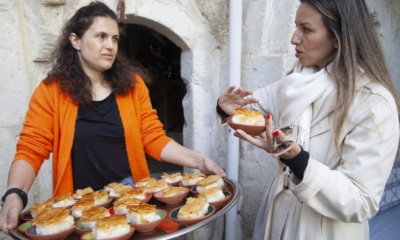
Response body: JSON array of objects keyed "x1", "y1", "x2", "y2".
[{"x1": 46, "y1": 1, "x2": 150, "y2": 107}]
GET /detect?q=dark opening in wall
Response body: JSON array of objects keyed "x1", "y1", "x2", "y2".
[{"x1": 120, "y1": 24, "x2": 186, "y2": 177}]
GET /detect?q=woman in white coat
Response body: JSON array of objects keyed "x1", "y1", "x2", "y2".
[{"x1": 217, "y1": 0, "x2": 400, "y2": 239}]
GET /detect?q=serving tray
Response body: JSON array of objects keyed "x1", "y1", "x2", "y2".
[{"x1": 10, "y1": 178, "x2": 242, "y2": 240}]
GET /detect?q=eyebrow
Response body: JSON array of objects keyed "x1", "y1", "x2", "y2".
[
  {"x1": 94, "y1": 31, "x2": 119, "y2": 37},
  {"x1": 299, "y1": 22, "x2": 313, "y2": 26}
]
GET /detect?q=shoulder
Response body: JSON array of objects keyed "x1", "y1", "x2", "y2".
[{"x1": 350, "y1": 78, "x2": 398, "y2": 123}]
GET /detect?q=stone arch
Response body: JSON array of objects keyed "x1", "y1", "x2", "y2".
[{"x1": 123, "y1": 1, "x2": 220, "y2": 160}]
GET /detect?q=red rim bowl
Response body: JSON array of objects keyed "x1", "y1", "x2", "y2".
[
  {"x1": 128, "y1": 209, "x2": 167, "y2": 232},
  {"x1": 153, "y1": 187, "x2": 189, "y2": 204},
  {"x1": 25, "y1": 222, "x2": 77, "y2": 240},
  {"x1": 227, "y1": 120, "x2": 266, "y2": 136}
]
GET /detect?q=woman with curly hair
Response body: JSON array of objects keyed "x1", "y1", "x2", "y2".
[
  {"x1": 0, "y1": 1, "x2": 224, "y2": 234},
  {"x1": 217, "y1": 0, "x2": 399, "y2": 239}
]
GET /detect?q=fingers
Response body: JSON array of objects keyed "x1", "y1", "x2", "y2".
[
  {"x1": 234, "y1": 129, "x2": 266, "y2": 150},
  {"x1": 272, "y1": 129, "x2": 290, "y2": 142},
  {"x1": 226, "y1": 85, "x2": 236, "y2": 94},
  {"x1": 0, "y1": 212, "x2": 9, "y2": 235},
  {"x1": 243, "y1": 98, "x2": 259, "y2": 106},
  {"x1": 266, "y1": 114, "x2": 274, "y2": 152},
  {"x1": 6, "y1": 206, "x2": 19, "y2": 231}
]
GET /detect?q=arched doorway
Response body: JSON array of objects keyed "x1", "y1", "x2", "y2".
[{"x1": 120, "y1": 24, "x2": 186, "y2": 177}]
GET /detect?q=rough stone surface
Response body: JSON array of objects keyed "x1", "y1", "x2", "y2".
[{"x1": 0, "y1": 0, "x2": 399, "y2": 239}]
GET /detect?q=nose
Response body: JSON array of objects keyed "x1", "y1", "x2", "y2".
[
  {"x1": 290, "y1": 29, "x2": 301, "y2": 46},
  {"x1": 104, "y1": 38, "x2": 114, "y2": 50}
]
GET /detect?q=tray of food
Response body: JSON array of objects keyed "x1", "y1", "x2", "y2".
[{"x1": 10, "y1": 174, "x2": 242, "y2": 240}]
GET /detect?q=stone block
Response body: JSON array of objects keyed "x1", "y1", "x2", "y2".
[{"x1": 42, "y1": 0, "x2": 65, "y2": 6}]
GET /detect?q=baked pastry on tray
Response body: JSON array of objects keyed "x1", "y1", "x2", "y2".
[
  {"x1": 72, "y1": 198, "x2": 95, "y2": 218},
  {"x1": 113, "y1": 198, "x2": 140, "y2": 215},
  {"x1": 162, "y1": 187, "x2": 186, "y2": 197},
  {"x1": 161, "y1": 172, "x2": 182, "y2": 184},
  {"x1": 119, "y1": 187, "x2": 146, "y2": 200},
  {"x1": 177, "y1": 197, "x2": 209, "y2": 220},
  {"x1": 144, "y1": 180, "x2": 168, "y2": 193},
  {"x1": 32, "y1": 208, "x2": 74, "y2": 235},
  {"x1": 198, "y1": 187, "x2": 225, "y2": 203},
  {"x1": 92, "y1": 215, "x2": 130, "y2": 239},
  {"x1": 82, "y1": 191, "x2": 109, "y2": 205},
  {"x1": 181, "y1": 173, "x2": 206, "y2": 186},
  {"x1": 196, "y1": 175, "x2": 224, "y2": 191},
  {"x1": 51, "y1": 193, "x2": 75, "y2": 208},
  {"x1": 126, "y1": 204, "x2": 160, "y2": 224},
  {"x1": 136, "y1": 177, "x2": 157, "y2": 187},
  {"x1": 79, "y1": 206, "x2": 110, "y2": 229},
  {"x1": 73, "y1": 187, "x2": 94, "y2": 199}
]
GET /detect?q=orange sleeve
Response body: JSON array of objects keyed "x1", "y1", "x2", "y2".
[
  {"x1": 135, "y1": 76, "x2": 173, "y2": 161},
  {"x1": 12, "y1": 81, "x2": 55, "y2": 175}
]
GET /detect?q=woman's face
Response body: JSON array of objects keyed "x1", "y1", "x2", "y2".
[
  {"x1": 291, "y1": 3, "x2": 338, "y2": 69},
  {"x1": 71, "y1": 16, "x2": 119, "y2": 75}
]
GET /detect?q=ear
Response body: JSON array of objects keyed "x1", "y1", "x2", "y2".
[
  {"x1": 69, "y1": 33, "x2": 81, "y2": 51},
  {"x1": 334, "y1": 39, "x2": 339, "y2": 49}
]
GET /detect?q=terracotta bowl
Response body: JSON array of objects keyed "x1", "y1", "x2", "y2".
[
  {"x1": 153, "y1": 187, "x2": 189, "y2": 204},
  {"x1": 129, "y1": 209, "x2": 167, "y2": 232},
  {"x1": 20, "y1": 210, "x2": 33, "y2": 222},
  {"x1": 227, "y1": 120, "x2": 266, "y2": 136},
  {"x1": 96, "y1": 197, "x2": 113, "y2": 208},
  {"x1": 169, "y1": 205, "x2": 215, "y2": 227},
  {"x1": 18, "y1": 221, "x2": 32, "y2": 237},
  {"x1": 81, "y1": 227, "x2": 135, "y2": 240},
  {"x1": 74, "y1": 220, "x2": 92, "y2": 235},
  {"x1": 25, "y1": 222, "x2": 77, "y2": 240},
  {"x1": 191, "y1": 182, "x2": 226, "y2": 196},
  {"x1": 178, "y1": 181, "x2": 195, "y2": 189},
  {"x1": 140, "y1": 193, "x2": 152, "y2": 203},
  {"x1": 195, "y1": 191, "x2": 232, "y2": 209}
]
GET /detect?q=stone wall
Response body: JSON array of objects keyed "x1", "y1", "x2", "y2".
[{"x1": 0, "y1": 0, "x2": 399, "y2": 240}]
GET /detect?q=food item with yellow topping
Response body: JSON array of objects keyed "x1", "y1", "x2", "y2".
[
  {"x1": 79, "y1": 206, "x2": 110, "y2": 229},
  {"x1": 113, "y1": 198, "x2": 141, "y2": 215},
  {"x1": 32, "y1": 208, "x2": 74, "y2": 235},
  {"x1": 92, "y1": 215, "x2": 130, "y2": 239},
  {"x1": 196, "y1": 175, "x2": 224, "y2": 191},
  {"x1": 51, "y1": 193, "x2": 75, "y2": 208},
  {"x1": 73, "y1": 187, "x2": 94, "y2": 199},
  {"x1": 177, "y1": 197, "x2": 209, "y2": 220},
  {"x1": 181, "y1": 173, "x2": 206, "y2": 186},
  {"x1": 161, "y1": 172, "x2": 183, "y2": 184},
  {"x1": 82, "y1": 191, "x2": 109, "y2": 205},
  {"x1": 136, "y1": 177, "x2": 157, "y2": 187},
  {"x1": 162, "y1": 187, "x2": 186, "y2": 197},
  {"x1": 126, "y1": 204, "x2": 160, "y2": 224},
  {"x1": 198, "y1": 187, "x2": 225, "y2": 203},
  {"x1": 119, "y1": 187, "x2": 146, "y2": 200},
  {"x1": 109, "y1": 185, "x2": 133, "y2": 197},
  {"x1": 231, "y1": 107, "x2": 265, "y2": 126},
  {"x1": 144, "y1": 180, "x2": 168, "y2": 193},
  {"x1": 104, "y1": 182, "x2": 124, "y2": 192},
  {"x1": 72, "y1": 198, "x2": 95, "y2": 217}
]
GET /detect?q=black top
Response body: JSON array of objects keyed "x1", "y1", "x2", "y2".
[{"x1": 71, "y1": 93, "x2": 131, "y2": 191}]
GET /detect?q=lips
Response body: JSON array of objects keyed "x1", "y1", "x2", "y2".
[
  {"x1": 295, "y1": 49, "x2": 302, "y2": 58},
  {"x1": 102, "y1": 54, "x2": 113, "y2": 60}
]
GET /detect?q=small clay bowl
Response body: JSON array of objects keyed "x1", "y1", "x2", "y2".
[
  {"x1": 20, "y1": 210, "x2": 33, "y2": 222},
  {"x1": 129, "y1": 209, "x2": 167, "y2": 232},
  {"x1": 227, "y1": 120, "x2": 266, "y2": 136},
  {"x1": 169, "y1": 205, "x2": 215, "y2": 227},
  {"x1": 25, "y1": 222, "x2": 77, "y2": 240},
  {"x1": 96, "y1": 197, "x2": 113, "y2": 208},
  {"x1": 195, "y1": 191, "x2": 232, "y2": 209},
  {"x1": 153, "y1": 187, "x2": 189, "y2": 204},
  {"x1": 81, "y1": 227, "x2": 135, "y2": 240},
  {"x1": 178, "y1": 181, "x2": 196, "y2": 188},
  {"x1": 74, "y1": 220, "x2": 92, "y2": 235},
  {"x1": 18, "y1": 221, "x2": 32, "y2": 237},
  {"x1": 191, "y1": 182, "x2": 226, "y2": 196}
]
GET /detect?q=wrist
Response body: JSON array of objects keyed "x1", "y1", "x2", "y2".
[{"x1": 1, "y1": 188, "x2": 28, "y2": 209}]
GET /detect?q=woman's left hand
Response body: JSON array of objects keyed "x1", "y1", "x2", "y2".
[
  {"x1": 197, "y1": 155, "x2": 226, "y2": 177},
  {"x1": 234, "y1": 114, "x2": 301, "y2": 159}
]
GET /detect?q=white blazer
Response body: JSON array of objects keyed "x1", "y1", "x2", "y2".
[{"x1": 219, "y1": 81, "x2": 399, "y2": 240}]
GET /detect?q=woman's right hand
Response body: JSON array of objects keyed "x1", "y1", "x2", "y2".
[
  {"x1": 0, "y1": 193, "x2": 23, "y2": 235},
  {"x1": 218, "y1": 86, "x2": 259, "y2": 116}
]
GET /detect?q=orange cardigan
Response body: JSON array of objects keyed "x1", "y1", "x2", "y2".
[{"x1": 13, "y1": 76, "x2": 173, "y2": 197}]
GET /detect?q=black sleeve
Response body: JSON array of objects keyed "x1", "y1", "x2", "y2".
[
  {"x1": 216, "y1": 98, "x2": 230, "y2": 118},
  {"x1": 279, "y1": 145, "x2": 309, "y2": 181}
]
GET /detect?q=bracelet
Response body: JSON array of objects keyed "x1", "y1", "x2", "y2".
[
  {"x1": 216, "y1": 98, "x2": 230, "y2": 118},
  {"x1": 0, "y1": 188, "x2": 28, "y2": 209}
]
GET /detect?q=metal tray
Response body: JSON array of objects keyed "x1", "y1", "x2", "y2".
[{"x1": 10, "y1": 178, "x2": 242, "y2": 240}]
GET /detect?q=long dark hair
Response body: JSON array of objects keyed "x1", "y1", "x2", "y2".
[
  {"x1": 300, "y1": 0, "x2": 400, "y2": 156},
  {"x1": 46, "y1": 1, "x2": 150, "y2": 107}
]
